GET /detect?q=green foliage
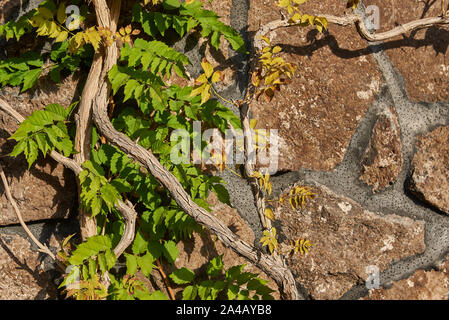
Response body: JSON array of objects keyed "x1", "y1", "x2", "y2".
[
  {"x1": 48, "y1": 40, "x2": 94, "y2": 83},
  {"x1": 0, "y1": 51, "x2": 43, "y2": 92},
  {"x1": 174, "y1": 255, "x2": 275, "y2": 300},
  {"x1": 5, "y1": 0, "x2": 277, "y2": 301},
  {"x1": 9, "y1": 103, "x2": 76, "y2": 168},
  {"x1": 67, "y1": 235, "x2": 114, "y2": 266},
  {"x1": 121, "y1": 38, "x2": 190, "y2": 80},
  {"x1": 0, "y1": 11, "x2": 35, "y2": 41},
  {"x1": 79, "y1": 160, "x2": 123, "y2": 217},
  {"x1": 132, "y1": 0, "x2": 246, "y2": 53},
  {"x1": 108, "y1": 274, "x2": 168, "y2": 300}
]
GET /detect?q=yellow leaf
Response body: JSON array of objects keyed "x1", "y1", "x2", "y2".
[
  {"x1": 125, "y1": 25, "x2": 132, "y2": 35},
  {"x1": 252, "y1": 171, "x2": 263, "y2": 179},
  {"x1": 86, "y1": 28, "x2": 102, "y2": 52},
  {"x1": 201, "y1": 58, "x2": 214, "y2": 78},
  {"x1": 57, "y1": 3, "x2": 67, "y2": 24},
  {"x1": 211, "y1": 71, "x2": 222, "y2": 83},
  {"x1": 264, "y1": 71, "x2": 280, "y2": 85},
  {"x1": 270, "y1": 57, "x2": 284, "y2": 66},
  {"x1": 262, "y1": 46, "x2": 271, "y2": 53},
  {"x1": 69, "y1": 32, "x2": 86, "y2": 54},
  {"x1": 29, "y1": 15, "x2": 44, "y2": 28},
  {"x1": 250, "y1": 119, "x2": 258, "y2": 129},
  {"x1": 55, "y1": 30, "x2": 69, "y2": 42},
  {"x1": 195, "y1": 73, "x2": 207, "y2": 85},
  {"x1": 260, "y1": 52, "x2": 272, "y2": 60},
  {"x1": 267, "y1": 182, "x2": 272, "y2": 195},
  {"x1": 38, "y1": 7, "x2": 54, "y2": 20},
  {"x1": 260, "y1": 36, "x2": 271, "y2": 45},
  {"x1": 289, "y1": 196, "x2": 295, "y2": 209},
  {"x1": 189, "y1": 84, "x2": 205, "y2": 98},
  {"x1": 290, "y1": 13, "x2": 302, "y2": 23},
  {"x1": 251, "y1": 72, "x2": 261, "y2": 87},
  {"x1": 48, "y1": 22, "x2": 60, "y2": 38},
  {"x1": 264, "y1": 208, "x2": 275, "y2": 221},
  {"x1": 272, "y1": 46, "x2": 282, "y2": 54},
  {"x1": 277, "y1": 0, "x2": 290, "y2": 8},
  {"x1": 201, "y1": 84, "x2": 211, "y2": 104}
]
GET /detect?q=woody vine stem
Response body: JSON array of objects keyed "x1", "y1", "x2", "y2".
[{"x1": 0, "y1": 0, "x2": 448, "y2": 300}]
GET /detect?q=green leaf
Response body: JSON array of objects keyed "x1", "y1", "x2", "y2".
[
  {"x1": 88, "y1": 258, "x2": 97, "y2": 278},
  {"x1": 148, "y1": 291, "x2": 168, "y2": 300},
  {"x1": 124, "y1": 79, "x2": 140, "y2": 102},
  {"x1": 137, "y1": 252, "x2": 154, "y2": 277},
  {"x1": 163, "y1": 0, "x2": 181, "y2": 10},
  {"x1": 132, "y1": 230, "x2": 148, "y2": 255},
  {"x1": 25, "y1": 139, "x2": 38, "y2": 168},
  {"x1": 225, "y1": 264, "x2": 245, "y2": 281},
  {"x1": 125, "y1": 253, "x2": 138, "y2": 276},
  {"x1": 207, "y1": 255, "x2": 224, "y2": 278},
  {"x1": 44, "y1": 103, "x2": 68, "y2": 120},
  {"x1": 68, "y1": 235, "x2": 112, "y2": 265},
  {"x1": 105, "y1": 249, "x2": 116, "y2": 270},
  {"x1": 98, "y1": 252, "x2": 107, "y2": 274},
  {"x1": 227, "y1": 284, "x2": 239, "y2": 300},
  {"x1": 212, "y1": 184, "x2": 230, "y2": 206},
  {"x1": 162, "y1": 240, "x2": 178, "y2": 264},
  {"x1": 9, "y1": 139, "x2": 27, "y2": 157},
  {"x1": 100, "y1": 183, "x2": 121, "y2": 210},
  {"x1": 60, "y1": 138, "x2": 73, "y2": 157},
  {"x1": 59, "y1": 265, "x2": 80, "y2": 289},
  {"x1": 169, "y1": 267, "x2": 195, "y2": 285},
  {"x1": 182, "y1": 285, "x2": 197, "y2": 300},
  {"x1": 22, "y1": 68, "x2": 42, "y2": 92},
  {"x1": 197, "y1": 280, "x2": 213, "y2": 300}
]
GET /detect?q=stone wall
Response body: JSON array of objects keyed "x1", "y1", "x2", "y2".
[{"x1": 1, "y1": 0, "x2": 449, "y2": 300}]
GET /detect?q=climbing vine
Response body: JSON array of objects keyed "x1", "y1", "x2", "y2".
[{"x1": 1, "y1": 0, "x2": 448, "y2": 301}]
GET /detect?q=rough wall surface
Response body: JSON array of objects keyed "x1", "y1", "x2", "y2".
[{"x1": 1, "y1": 0, "x2": 449, "y2": 300}]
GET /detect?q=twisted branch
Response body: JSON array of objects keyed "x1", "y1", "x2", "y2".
[
  {"x1": 0, "y1": 97, "x2": 136, "y2": 259},
  {"x1": 254, "y1": 13, "x2": 449, "y2": 50}
]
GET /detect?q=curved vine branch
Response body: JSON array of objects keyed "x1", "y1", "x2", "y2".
[
  {"x1": 88, "y1": 0, "x2": 302, "y2": 300},
  {"x1": 0, "y1": 98, "x2": 136, "y2": 260},
  {"x1": 0, "y1": 163, "x2": 66, "y2": 270},
  {"x1": 91, "y1": 60, "x2": 301, "y2": 300},
  {"x1": 254, "y1": 13, "x2": 449, "y2": 50}
]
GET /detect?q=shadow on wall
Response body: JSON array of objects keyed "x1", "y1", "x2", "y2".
[
  {"x1": 0, "y1": 235, "x2": 58, "y2": 300},
  {"x1": 266, "y1": 24, "x2": 449, "y2": 61}
]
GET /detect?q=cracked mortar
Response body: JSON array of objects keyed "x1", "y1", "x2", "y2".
[{"x1": 165, "y1": 0, "x2": 449, "y2": 299}]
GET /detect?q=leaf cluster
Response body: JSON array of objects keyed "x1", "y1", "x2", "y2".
[
  {"x1": 171, "y1": 255, "x2": 275, "y2": 300},
  {"x1": 252, "y1": 37, "x2": 296, "y2": 102},
  {"x1": 9, "y1": 103, "x2": 76, "y2": 168},
  {"x1": 279, "y1": 185, "x2": 315, "y2": 210},
  {"x1": 277, "y1": 0, "x2": 328, "y2": 33},
  {"x1": 132, "y1": 0, "x2": 246, "y2": 53}
]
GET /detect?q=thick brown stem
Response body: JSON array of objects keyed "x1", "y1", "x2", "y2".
[
  {"x1": 89, "y1": 0, "x2": 300, "y2": 300},
  {"x1": 74, "y1": 49, "x2": 104, "y2": 242},
  {"x1": 92, "y1": 96, "x2": 301, "y2": 299}
]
